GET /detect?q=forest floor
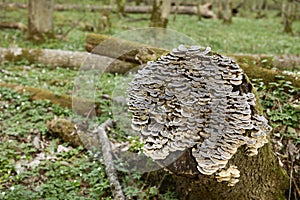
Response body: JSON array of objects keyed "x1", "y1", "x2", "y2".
[{"x1": 0, "y1": 1, "x2": 299, "y2": 199}]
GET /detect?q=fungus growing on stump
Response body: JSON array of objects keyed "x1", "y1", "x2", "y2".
[{"x1": 127, "y1": 45, "x2": 272, "y2": 186}]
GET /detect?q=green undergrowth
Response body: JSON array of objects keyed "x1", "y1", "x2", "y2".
[
  {"x1": 0, "y1": 87, "x2": 176, "y2": 199},
  {"x1": 252, "y1": 76, "x2": 300, "y2": 144}
]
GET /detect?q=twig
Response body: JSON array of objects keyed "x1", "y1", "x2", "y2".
[
  {"x1": 93, "y1": 119, "x2": 125, "y2": 200},
  {"x1": 288, "y1": 160, "x2": 293, "y2": 200},
  {"x1": 292, "y1": 177, "x2": 300, "y2": 198},
  {"x1": 58, "y1": 14, "x2": 86, "y2": 40}
]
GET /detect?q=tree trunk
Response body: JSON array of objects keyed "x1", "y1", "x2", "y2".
[
  {"x1": 27, "y1": 0, "x2": 54, "y2": 41},
  {"x1": 150, "y1": 0, "x2": 171, "y2": 28},
  {"x1": 116, "y1": 0, "x2": 126, "y2": 18},
  {"x1": 151, "y1": 143, "x2": 289, "y2": 199},
  {"x1": 282, "y1": 0, "x2": 296, "y2": 34},
  {"x1": 256, "y1": 0, "x2": 268, "y2": 18},
  {"x1": 125, "y1": 47, "x2": 289, "y2": 199},
  {"x1": 218, "y1": 0, "x2": 233, "y2": 24}
]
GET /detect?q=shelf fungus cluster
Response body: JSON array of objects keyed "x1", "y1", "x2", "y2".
[{"x1": 127, "y1": 45, "x2": 272, "y2": 186}]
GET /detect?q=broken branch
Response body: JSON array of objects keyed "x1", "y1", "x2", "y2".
[{"x1": 93, "y1": 119, "x2": 125, "y2": 200}]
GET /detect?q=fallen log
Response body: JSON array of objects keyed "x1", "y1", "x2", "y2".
[
  {"x1": 85, "y1": 33, "x2": 167, "y2": 64},
  {"x1": 47, "y1": 117, "x2": 83, "y2": 147},
  {"x1": 0, "y1": 47, "x2": 134, "y2": 73},
  {"x1": 230, "y1": 53, "x2": 300, "y2": 70},
  {"x1": 1, "y1": 45, "x2": 299, "y2": 88},
  {"x1": 0, "y1": 83, "x2": 100, "y2": 116},
  {"x1": 0, "y1": 22, "x2": 27, "y2": 31},
  {"x1": 86, "y1": 33, "x2": 300, "y2": 88},
  {"x1": 0, "y1": 2, "x2": 217, "y2": 18}
]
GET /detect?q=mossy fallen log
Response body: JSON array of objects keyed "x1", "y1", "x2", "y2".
[
  {"x1": 0, "y1": 47, "x2": 133, "y2": 73},
  {"x1": 47, "y1": 117, "x2": 83, "y2": 147},
  {"x1": 230, "y1": 53, "x2": 300, "y2": 70},
  {"x1": 86, "y1": 33, "x2": 300, "y2": 88},
  {"x1": 85, "y1": 33, "x2": 167, "y2": 64},
  {"x1": 0, "y1": 83, "x2": 99, "y2": 116},
  {"x1": 0, "y1": 22, "x2": 27, "y2": 31}
]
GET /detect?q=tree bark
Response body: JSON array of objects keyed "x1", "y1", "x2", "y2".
[
  {"x1": 150, "y1": 0, "x2": 171, "y2": 28},
  {"x1": 27, "y1": 0, "x2": 54, "y2": 41},
  {"x1": 218, "y1": 0, "x2": 233, "y2": 24},
  {"x1": 282, "y1": 0, "x2": 296, "y2": 34},
  {"x1": 151, "y1": 143, "x2": 289, "y2": 199},
  {"x1": 85, "y1": 33, "x2": 300, "y2": 88},
  {"x1": 116, "y1": 0, "x2": 126, "y2": 18},
  {"x1": 0, "y1": 47, "x2": 134, "y2": 73}
]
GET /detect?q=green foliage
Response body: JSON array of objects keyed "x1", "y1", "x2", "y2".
[
  {"x1": 252, "y1": 76, "x2": 300, "y2": 143},
  {"x1": 0, "y1": 64, "x2": 77, "y2": 95},
  {"x1": 0, "y1": 87, "x2": 71, "y2": 137}
]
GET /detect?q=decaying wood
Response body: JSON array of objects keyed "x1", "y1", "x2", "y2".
[
  {"x1": 85, "y1": 33, "x2": 167, "y2": 64},
  {"x1": 47, "y1": 117, "x2": 83, "y2": 147},
  {"x1": 229, "y1": 53, "x2": 300, "y2": 70},
  {"x1": 0, "y1": 83, "x2": 100, "y2": 116},
  {"x1": 47, "y1": 117, "x2": 125, "y2": 199},
  {"x1": 0, "y1": 44, "x2": 299, "y2": 88},
  {"x1": 0, "y1": 22, "x2": 27, "y2": 31},
  {"x1": 93, "y1": 119, "x2": 125, "y2": 200},
  {"x1": 0, "y1": 47, "x2": 134, "y2": 73},
  {"x1": 86, "y1": 33, "x2": 300, "y2": 88},
  {"x1": 0, "y1": 83, "x2": 73, "y2": 108},
  {"x1": 0, "y1": 2, "x2": 217, "y2": 18}
]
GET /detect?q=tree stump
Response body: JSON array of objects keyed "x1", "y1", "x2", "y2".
[{"x1": 127, "y1": 45, "x2": 289, "y2": 199}]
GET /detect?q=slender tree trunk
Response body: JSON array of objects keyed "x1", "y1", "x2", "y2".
[
  {"x1": 256, "y1": 0, "x2": 268, "y2": 18},
  {"x1": 219, "y1": 0, "x2": 232, "y2": 24},
  {"x1": 116, "y1": 0, "x2": 126, "y2": 18},
  {"x1": 282, "y1": 0, "x2": 296, "y2": 34},
  {"x1": 27, "y1": 0, "x2": 54, "y2": 41},
  {"x1": 150, "y1": 0, "x2": 171, "y2": 28}
]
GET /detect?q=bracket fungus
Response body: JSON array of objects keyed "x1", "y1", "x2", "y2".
[{"x1": 127, "y1": 45, "x2": 272, "y2": 186}]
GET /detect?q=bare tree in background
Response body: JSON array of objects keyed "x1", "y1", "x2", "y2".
[
  {"x1": 218, "y1": 0, "x2": 233, "y2": 24},
  {"x1": 116, "y1": 0, "x2": 126, "y2": 18},
  {"x1": 282, "y1": 0, "x2": 297, "y2": 34},
  {"x1": 27, "y1": 0, "x2": 54, "y2": 41},
  {"x1": 255, "y1": 0, "x2": 269, "y2": 18},
  {"x1": 150, "y1": 0, "x2": 171, "y2": 28}
]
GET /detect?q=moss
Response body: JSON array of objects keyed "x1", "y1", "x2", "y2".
[
  {"x1": 0, "y1": 83, "x2": 99, "y2": 116},
  {"x1": 86, "y1": 33, "x2": 168, "y2": 64},
  {"x1": 3, "y1": 48, "x2": 43, "y2": 64},
  {"x1": 46, "y1": 118, "x2": 83, "y2": 147},
  {"x1": 239, "y1": 62, "x2": 300, "y2": 88}
]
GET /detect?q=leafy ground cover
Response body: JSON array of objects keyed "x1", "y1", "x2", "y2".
[{"x1": 1, "y1": 2, "x2": 300, "y2": 199}]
